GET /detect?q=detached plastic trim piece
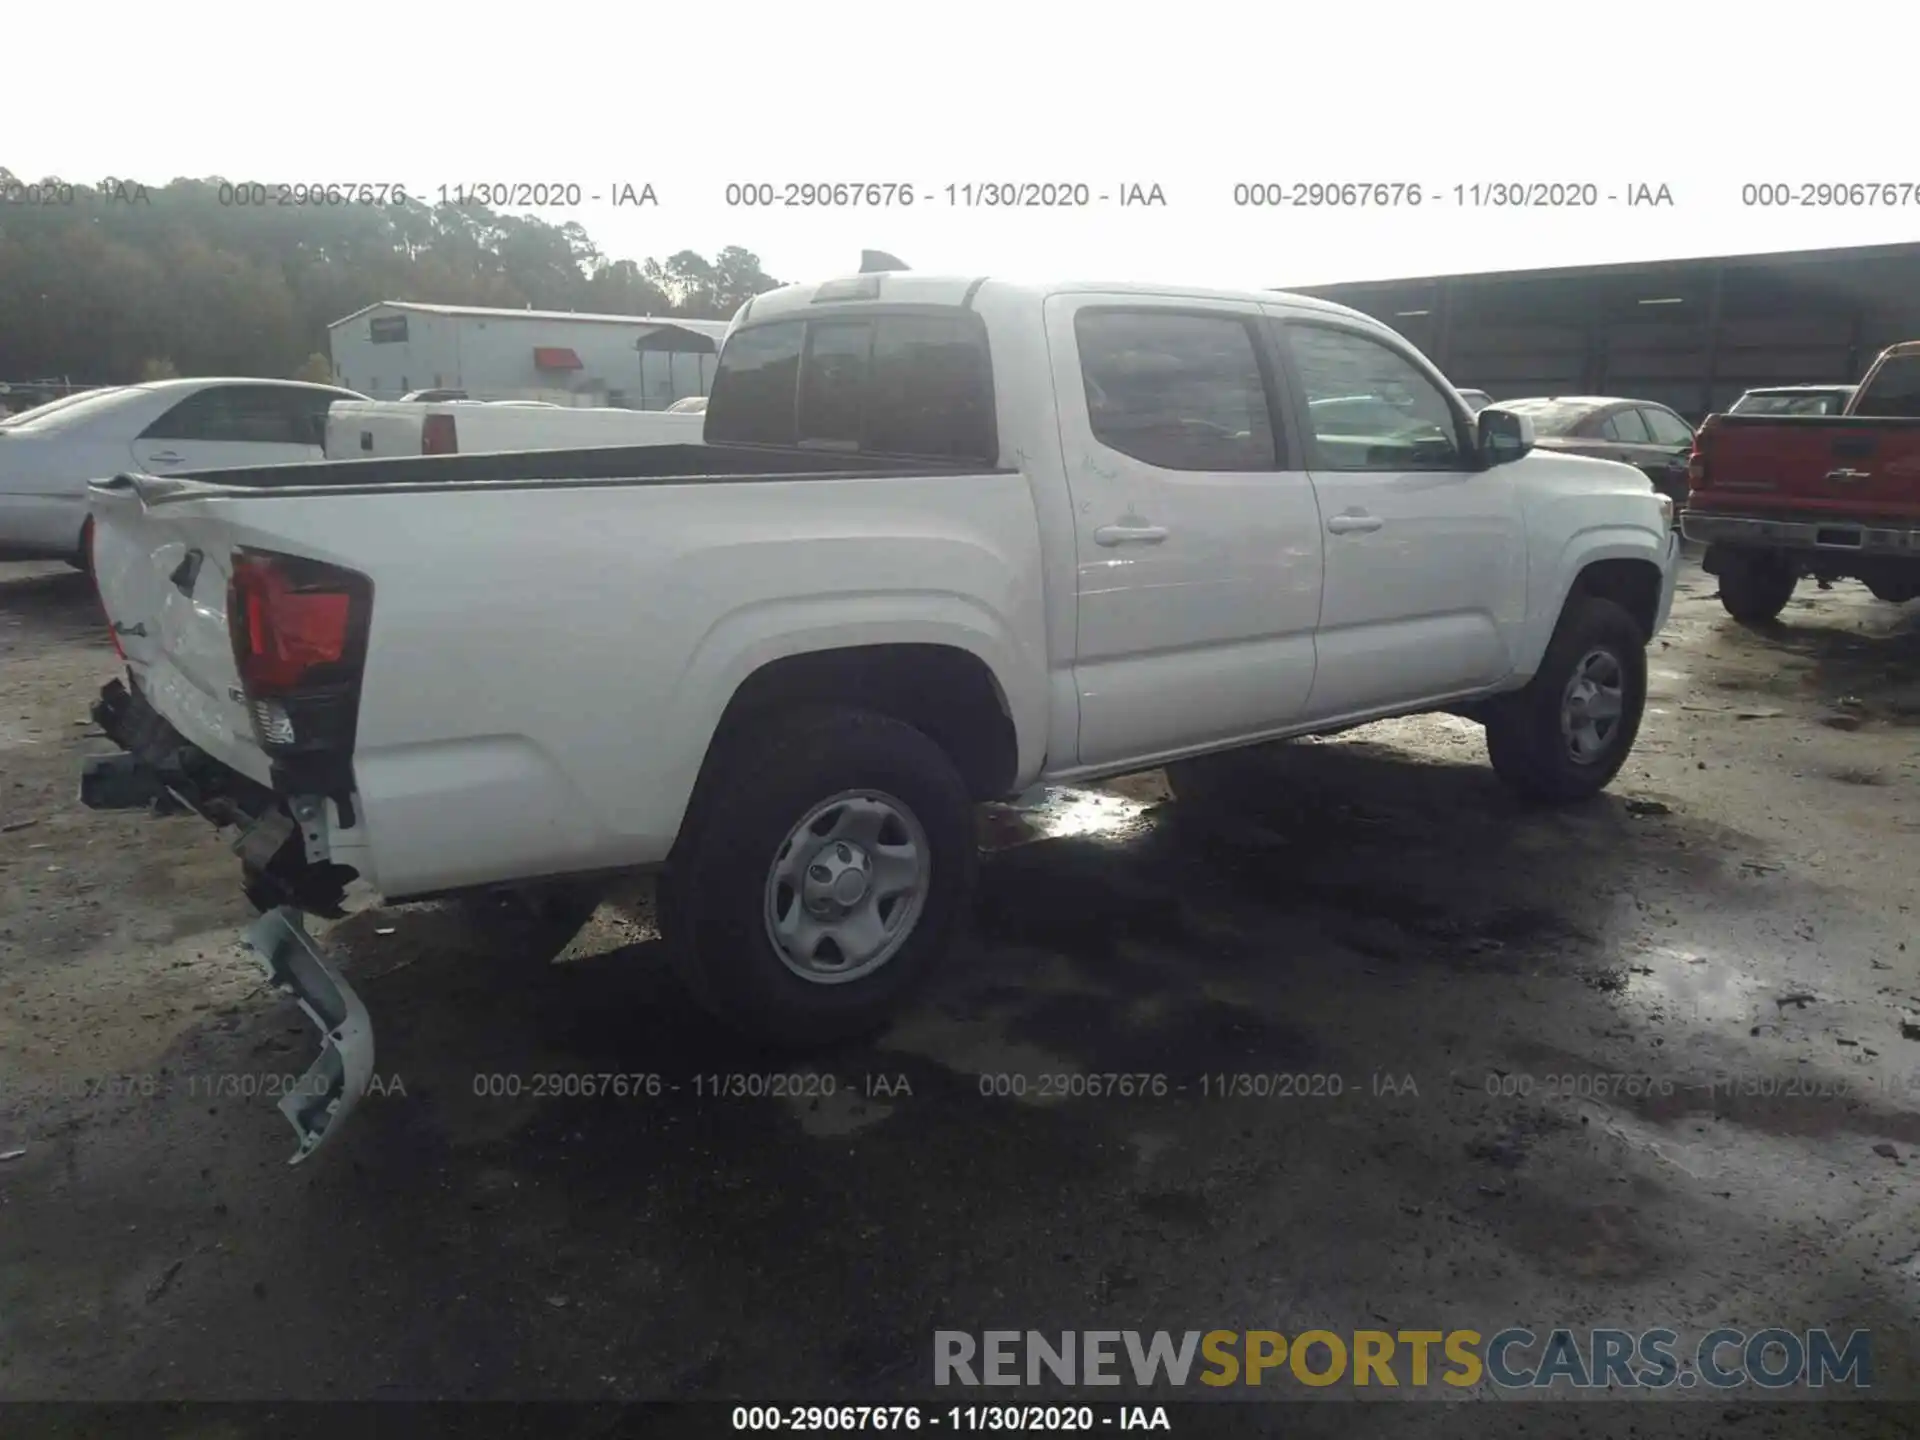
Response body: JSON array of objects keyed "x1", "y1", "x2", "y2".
[{"x1": 243, "y1": 907, "x2": 376, "y2": 1166}]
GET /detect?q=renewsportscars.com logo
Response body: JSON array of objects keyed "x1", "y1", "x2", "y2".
[{"x1": 933, "y1": 1329, "x2": 1873, "y2": 1391}]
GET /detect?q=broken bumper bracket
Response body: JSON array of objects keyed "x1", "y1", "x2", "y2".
[
  {"x1": 78, "y1": 751, "x2": 172, "y2": 811},
  {"x1": 243, "y1": 907, "x2": 376, "y2": 1165}
]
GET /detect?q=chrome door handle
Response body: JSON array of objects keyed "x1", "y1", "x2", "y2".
[
  {"x1": 145, "y1": 451, "x2": 184, "y2": 466},
  {"x1": 1093, "y1": 524, "x2": 1169, "y2": 546},
  {"x1": 1326, "y1": 513, "x2": 1383, "y2": 534},
  {"x1": 1825, "y1": 468, "x2": 1871, "y2": 483}
]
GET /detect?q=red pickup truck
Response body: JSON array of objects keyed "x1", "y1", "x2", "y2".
[{"x1": 1683, "y1": 341, "x2": 1920, "y2": 622}]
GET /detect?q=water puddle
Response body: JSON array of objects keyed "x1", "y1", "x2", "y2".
[{"x1": 977, "y1": 787, "x2": 1158, "y2": 852}]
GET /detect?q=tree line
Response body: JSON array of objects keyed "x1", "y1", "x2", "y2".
[{"x1": 0, "y1": 168, "x2": 785, "y2": 388}]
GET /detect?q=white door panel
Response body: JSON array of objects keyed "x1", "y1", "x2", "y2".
[
  {"x1": 1306, "y1": 465, "x2": 1522, "y2": 716},
  {"x1": 1047, "y1": 296, "x2": 1323, "y2": 768},
  {"x1": 1270, "y1": 315, "x2": 1525, "y2": 721}
]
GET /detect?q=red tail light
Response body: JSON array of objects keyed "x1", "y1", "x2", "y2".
[
  {"x1": 1687, "y1": 415, "x2": 1719, "y2": 490},
  {"x1": 227, "y1": 549, "x2": 372, "y2": 804},
  {"x1": 228, "y1": 551, "x2": 371, "y2": 698},
  {"x1": 421, "y1": 413, "x2": 457, "y2": 455}
]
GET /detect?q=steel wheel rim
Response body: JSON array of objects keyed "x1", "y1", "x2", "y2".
[
  {"x1": 763, "y1": 789, "x2": 932, "y2": 985},
  {"x1": 1560, "y1": 646, "x2": 1626, "y2": 765}
]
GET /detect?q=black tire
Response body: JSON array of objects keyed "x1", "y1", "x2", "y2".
[
  {"x1": 1865, "y1": 579, "x2": 1920, "y2": 605},
  {"x1": 1163, "y1": 743, "x2": 1288, "y2": 814},
  {"x1": 460, "y1": 880, "x2": 605, "y2": 962},
  {"x1": 661, "y1": 706, "x2": 975, "y2": 1047},
  {"x1": 1717, "y1": 551, "x2": 1796, "y2": 624},
  {"x1": 68, "y1": 518, "x2": 93, "y2": 575},
  {"x1": 1485, "y1": 595, "x2": 1648, "y2": 804}
]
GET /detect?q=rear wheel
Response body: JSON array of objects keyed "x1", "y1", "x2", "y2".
[
  {"x1": 1163, "y1": 743, "x2": 1290, "y2": 815},
  {"x1": 1865, "y1": 577, "x2": 1920, "y2": 605},
  {"x1": 661, "y1": 706, "x2": 975, "y2": 1046},
  {"x1": 1716, "y1": 550, "x2": 1796, "y2": 624},
  {"x1": 1485, "y1": 595, "x2": 1647, "y2": 804}
]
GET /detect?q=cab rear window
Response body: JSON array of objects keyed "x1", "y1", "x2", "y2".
[
  {"x1": 1855, "y1": 355, "x2": 1920, "y2": 418},
  {"x1": 705, "y1": 312, "x2": 996, "y2": 463}
]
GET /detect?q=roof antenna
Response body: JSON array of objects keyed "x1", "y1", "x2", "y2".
[{"x1": 860, "y1": 250, "x2": 908, "y2": 273}]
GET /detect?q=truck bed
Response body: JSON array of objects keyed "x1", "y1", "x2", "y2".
[{"x1": 86, "y1": 445, "x2": 1045, "y2": 900}]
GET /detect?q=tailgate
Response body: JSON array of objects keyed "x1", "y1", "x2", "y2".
[
  {"x1": 1692, "y1": 417, "x2": 1920, "y2": 517},
  {"x1": 89, "y1": 475, "x2": 270, "y2": 786}
]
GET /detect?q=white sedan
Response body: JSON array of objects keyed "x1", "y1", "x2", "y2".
[{"x1": 0, "y1": 377, "x2": 365, "y2": 568}]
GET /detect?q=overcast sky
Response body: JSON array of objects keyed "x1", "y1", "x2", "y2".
[{"x1": 5, "y1": 0, "x2": 1910, "y2": 291}]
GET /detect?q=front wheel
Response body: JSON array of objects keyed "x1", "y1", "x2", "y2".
[
  {"x1": 660, "y1": 707, "x2": 975, "y2": 1047},
  {"x1": 1865, "y1": 577, "x2": 1920, "y2": 605},
  {"x1": 1485, "y1": 596, "x2": 1648, "y2": 804}
]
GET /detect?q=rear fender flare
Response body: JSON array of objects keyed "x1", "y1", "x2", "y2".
[{"x1": 655, "y1": 592, "x2": 1043, "y2": 831}]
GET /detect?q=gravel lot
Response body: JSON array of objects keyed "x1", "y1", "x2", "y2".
[{"x1": 2, "y1": 556, "x2": 1918, "y2": 1434}]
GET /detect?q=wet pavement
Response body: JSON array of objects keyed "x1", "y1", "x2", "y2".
[{"x1": 2, "y1": 558, "x2": 1918, "y2": 1433}]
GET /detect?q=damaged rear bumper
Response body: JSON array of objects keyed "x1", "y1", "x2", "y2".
[
  {"x1": 81, "y1": 676, "x2": 376, "y2": 1163},
  {"x1": 81, "y1": 677, "x2": 356, "y2": 915},
  {"x1": 244, "y1": 907, "x2": 376, "y2": 1164}
]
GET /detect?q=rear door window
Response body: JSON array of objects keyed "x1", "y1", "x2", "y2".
[
  {"x1": 707, "y1": 313, "x2": 996, "y2": 462},
  {"x1": 224, "y1": 387, "x2": 309, "y2": 444},
  {"x1": 141, "y1": 387, "x2": 241, "y2": 442},
  {"x1": 1075, "y1": 309, "x2": 1279, "y2": 471},
  {"x1": 140, "y1": 385, "x2": 307, "y2": 444},
  {"x1": 1600, "y1": 409, "x2": 1652, "y2": 444},
  {"x1": 1639, "y1": 406, "x2": 1694, "y2": 446}
]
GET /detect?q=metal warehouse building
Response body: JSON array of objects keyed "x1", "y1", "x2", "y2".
[
  {"x1": 1287, "y1": 241, "x2": 1920, "y2": 423},
  {"x1": 327, "y1": 302, "x2": 733, "y2": 408}
]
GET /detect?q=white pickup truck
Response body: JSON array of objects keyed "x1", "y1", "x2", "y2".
[
  {"x1": 82, "y1": 270, "x2": 1680, "y2": 1161},
  {"x1": 324, "y1": 397, "x2": 705, "y2": 460}
]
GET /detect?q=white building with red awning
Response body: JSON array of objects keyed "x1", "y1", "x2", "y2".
[{"x1": 327, "y1": 301, "x2": 731, "y2": 408}]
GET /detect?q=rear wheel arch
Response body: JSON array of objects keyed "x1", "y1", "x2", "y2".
[{"x1": 681, "y1": 643, "x2": 1019, "y2": 839}]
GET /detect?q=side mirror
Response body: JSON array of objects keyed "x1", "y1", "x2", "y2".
[{"x1": 1478, "y1": 406, "x2": 1535, "y2": 465}]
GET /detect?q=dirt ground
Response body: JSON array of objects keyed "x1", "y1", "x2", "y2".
[{"x1": 2, "y1": 556, "x2": 1918, "y2": 1434}]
